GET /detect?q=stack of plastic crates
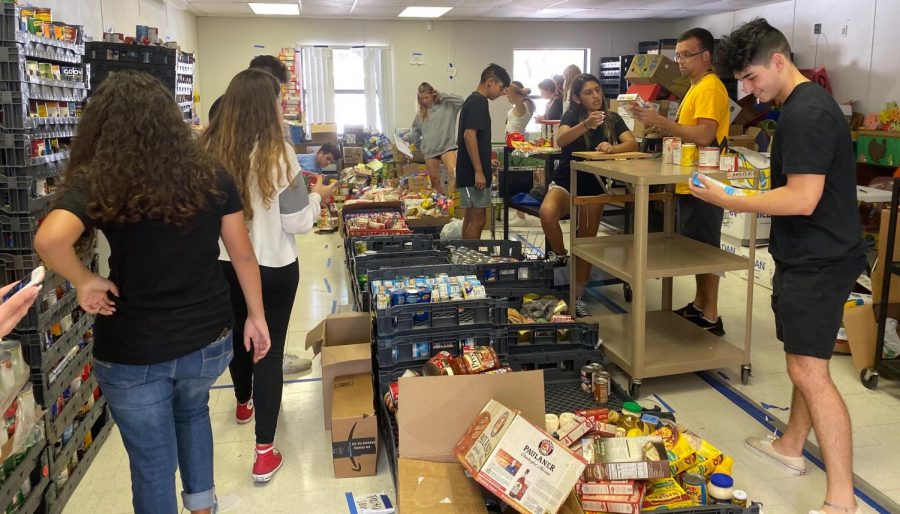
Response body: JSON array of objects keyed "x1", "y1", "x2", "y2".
[
  {"x1": 0, "y1": 6, "x2": 113, "y2": 514},
  {"x1": 83, "y1": 42, "x2": 176, "y2": 93}
]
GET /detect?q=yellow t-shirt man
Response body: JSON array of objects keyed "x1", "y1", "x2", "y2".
[{"x1": 675, "y1": 72, "x2": 730, "y2": 194}]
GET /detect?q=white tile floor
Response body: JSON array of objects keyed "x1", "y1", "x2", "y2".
[{"x1": 62, "y1": 219, "x2": 900, "y2": 514}]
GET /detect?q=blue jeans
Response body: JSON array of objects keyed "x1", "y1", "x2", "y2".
[{"x1": 94, "y1": 330, "x2": 233, "y2": 514}]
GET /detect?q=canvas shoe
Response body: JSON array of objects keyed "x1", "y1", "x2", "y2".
[
  {"x1": 745, "y1": 434, "x2": 806, "y2": 475},
  {"x1": 235, "y1": 400, "x2": 254, "y2": 425},
  {"x1": 252, "y1": 444, "x2": 284, "y2": 483}
]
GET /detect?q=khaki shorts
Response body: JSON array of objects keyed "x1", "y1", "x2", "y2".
[{"x1": 458, "y1": 186, "x2": 492, "y2": 208}]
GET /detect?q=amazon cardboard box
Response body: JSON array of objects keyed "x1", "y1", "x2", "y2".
[
  {"x1": 332, "y1": 373, "x2": 378, "y2": 478},
  {"x1": 305, "y1": 312, "x2": 372, "y2": 430},
  {"x1": 397, "y1": 371, "x2": 557, "y2": 513}
]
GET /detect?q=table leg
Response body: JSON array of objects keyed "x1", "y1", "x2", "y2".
[
  {"x1": 569, "y1": 164, "x2": 579, "y2": 317},
  {"x1": 662, "y1": 187, "x2": 676, "y2": 310},
  {"x1": 632, "y1": 184, "x2": 649, "y2": 377}
]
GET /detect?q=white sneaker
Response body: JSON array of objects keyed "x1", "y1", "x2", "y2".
[
  {"x1": 282, "y1": 353, "x2": 312, "y2": 375},
  {"x1": 745, "y1": 434, "x2": 806, "y2": 475},
  {"x1": 508, "y1": 215, "x2": 527, "y2": 227}
]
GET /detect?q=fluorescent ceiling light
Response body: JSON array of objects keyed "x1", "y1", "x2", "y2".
[
  {"x1": 398, "y1": 6, "x2": 452, "y2": 18},
  {"x1": 248, "y1": 3, "x2": 299, "y2": 15}
]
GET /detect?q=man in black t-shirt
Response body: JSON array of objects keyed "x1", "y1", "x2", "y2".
[
  {"x1": 456, "y1": 63, "x2": 510, "y2": 240},
  {"x1": 696, "y1": 20, "x2": 864, "y2": 514}
]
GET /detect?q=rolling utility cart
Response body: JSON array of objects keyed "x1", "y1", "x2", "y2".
[
  {"x1": 862, "y1": 176, "x2": 900, "y2": 389},
  {"x1": 570, "y1": 159, "x2": 757, "y2": 398}
]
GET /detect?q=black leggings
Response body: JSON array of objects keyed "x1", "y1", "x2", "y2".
[{"x1": 220, "y1": 259, "x2": 299, "y2": 445}]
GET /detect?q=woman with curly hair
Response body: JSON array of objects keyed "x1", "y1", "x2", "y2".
[
  {"x1": 202, "y1": 69, "x2": 335, "y2": 483},
  {"x1": 34, "y1": 71, "x2": 270, "y2": 514}
]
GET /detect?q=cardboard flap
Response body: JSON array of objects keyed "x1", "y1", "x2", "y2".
[
  {"x1": 398, "y1": 459, "x2": 488, "y2": 513},
  {"x1": 321, "y1": 343, "x2": 371, "y2": 368},
  {"x1": 398, "y1": 371, "x2": 545, "y2": 462},
  {"x1": 304, "y1": 319, "x2": 326, "y2": 354}
]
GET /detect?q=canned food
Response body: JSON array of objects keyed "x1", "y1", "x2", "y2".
[
  {"x1": 451, "y1": 346, "x2": 500, "y2": 375},
  {"x1": 401, "y1": 369, "x2": 420, "y2": 378},
  {"x1": 483, "y1": 268, "x2": 497, "y2": 282},
  {"x1": 663, "y1": 137, "x2": 682, "y2": 164},
  {"x1": 732, "y1": 490, "x2": 749, "y2": 508},
  {"x1": 383, "y1": 382, "x2": 399, "y2": 413},
  {"x1": 423, "y1": 351, "x2": 454, "y2": 376},
  {"x1": 389, "y1": 288, "x2": 406, "y2": 307},
  {"x1": 680, "y1": 143, "x2": 698, "y2": 167},
  {"x1": 405, "y1": 288, "x2": 422, "y2": 304},
  {"x1": 581, "y1": 365, "x2": 597, "y2": 394},
  {"x1": 412, "y1": 342, "x2": 430, "y2": 359},
  {"x1": 682, "y1": 473, "x2": 707, "y2": 505},
  {"x1": 593, "y1": 376, "x2": 609, "y2": 404},
  {"x1": 699, "y1": 147, "x2": 720, "y2": 169}
]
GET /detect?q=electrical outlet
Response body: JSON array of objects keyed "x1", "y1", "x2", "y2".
[{"x1": 814, "y1": 23, "x2": 822, "y2": 34}]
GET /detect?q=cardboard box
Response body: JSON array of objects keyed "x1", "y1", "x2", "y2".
[
  {"x1": 310, "y1": 123, "x2": 338, "y2": 146},
  {"x1": 398, "y1": 459, "x2": 489, "y2": 513},
  {"x1": 397, "y1": 371, "x2": 547, "y2": 512},
  {"x1": 728, "y1": 126, "x2": 762, "y2": 151},
  {"x1": 610, "y1": 99, "x2": 670, "y2": 139},
  {"x1": 407, "y1": 175, "x2": 430, "y2": 191},
  {"x1": 576, "y1": 480, "x2": 637, "y2": 496},
  {"x1": 580, "y1": 485, "x2": 644, "y2": 514},
  {"x1": 581, "y1": 436, "x2": 671, "y2": 481},
  {"x1": 625, "y1": 54, "x2": 689, "y2": 98},
  {"x1": 344, "y1": 146, "x2": 364, "y2": 165},
  {"x1": 454, "y1": 399, "x2": 587, "y2": 514},
  {"x1": 842, "y1": 302, "x2": 898, "y2": 370},
  {"x1": 871, "y1": 208, "x2": 900, "y2": 304},
  {"x1": 625, "y1": 83, "x2": 662, "y2": 101},
  {"x1": 719, "y1": 235, "x2": 774, "y2": 289},
  {"x1": 305, "y1": 312, "x2": 373, "y2": 430},
  {"x1": 331, "y1": 373, "x2": 378, "y2": 478},
  {"x1": 721, "y1": 210, "x2": 771, "y2": 245}
]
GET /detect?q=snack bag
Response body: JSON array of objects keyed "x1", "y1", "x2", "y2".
[
  {"x1": 683, "y1": 431, "x2": 726, "y2": 478},
  {"x1": 642, "y1": 477, "x2": 693, "y2": 511},
  {"x1": 652, "y1": 425, "x2": 696, "y2": 475}
]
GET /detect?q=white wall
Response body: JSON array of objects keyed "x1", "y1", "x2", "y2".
[
  {"x1": 196, "y1": 17, "x2": 673, "y2": 139},
  {"x1": 675, "y1": 0, "x2": 898, "y2": 114}
]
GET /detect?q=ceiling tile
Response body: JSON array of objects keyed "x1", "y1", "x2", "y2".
[
  {"x1": 443, "y1": 7, "x2": 493, "y2": 18},
  {"x1": 526, "y1": 8, "x2": 588, "y2": 19},
  {"x1": 349, "y1": 6, "x2": 406, "y2": 17},
  {"x1": 188, "y1": 2, "x2": 254, "y2": 15}
]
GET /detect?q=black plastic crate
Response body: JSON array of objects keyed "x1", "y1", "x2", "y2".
[
  {"x1": 85, "y1": 42, "x2": 175, "y2": 65},
  {"x1": 45, "y1": 402, "x2": 112, "y2": 514},
  {"x1": 505, "y1": 322, "x2": 599, "y2": 355},
  {"x1": 508, "y1": 348, "x2": 603, "y2": 382},
  {"x1": 362, "y1": 263, "x2": 477, "y2": 312},
  {"x1": 1, "y1": 174, "x2": 56, "y2": 215},
  {"x1": 347, "y1": 233, "x2": 434, "y2": 259},
  {"x1": 652, "y1": 507, "x2": 761, "y2": 514},
  {"x1": 375, "y1": 326, "x2": 506, "y2": 370},
  {"x1": 32, "y1": 339, "x2": 92, "y2": 410},
  {"x1": 0, "y1": 436, "x2": 46, "y2": 512},
  {"x1": 440, "y1": 239, "x2": 553, "y2": 288},
  {"x1": 484, "y1": 285, "x2": 563, "y2": 310},
  {"x1": 638, "y1": 40, "x2": 660, "y2": 54},
  {"x1": 378, "y1": 394, "x2": 399, "y2": 486},
  {"x1": 0, "y1": 213, "x2": 41, "y2": 252},
  {"x1": 19, "y1": 311, "x2": 91, "y2": 374},
  {"x1": 544, "y1": 378, "x2": 626, "y2": 416},
  {"x1": 438, "y1": 239, "x2": 523, "y2": 259},
  {"x1": 354, "y1": 253, "x2": 450, "y2": 311},
  {"x1": 89, "y1": 60, "x2": 175, "y2": 92},
  {"x1": 375, "y1": 298, "x2": 508, "y2": 337}
]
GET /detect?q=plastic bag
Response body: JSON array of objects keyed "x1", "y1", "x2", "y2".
[
  {"x1": 884, "y1": 318, "x2": 900, "y2": 359},
  {"x1": 440, "y1": 218, "x2": 463, "y2": 241}
]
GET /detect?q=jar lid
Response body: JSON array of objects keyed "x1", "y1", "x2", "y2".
[{"x1": 710, "y1": 473, "x2": 734, "y2": 488}]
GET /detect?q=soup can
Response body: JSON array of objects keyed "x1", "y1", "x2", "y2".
[
  {"x1": 423, "y1": 351, "x2": 454, "y2": 376},
  {"x1": 699, "y1": 147, "x2": 720, "y2": 169},
  {"x1": 682, "y1": 473, "x2": 707, "y2": 505},
  {"x1": 680, "y1": 143, "x2": 698, "y2": 166}
]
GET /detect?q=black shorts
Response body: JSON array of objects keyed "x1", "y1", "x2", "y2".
[
  {"x1": 771, "y1": 256, "x2": 865, "y2": 359},
  {"x1": 677, "y1": 194, "x2": 724, "y2": 247},
  {"x1": 548, "y1": 170, "x2": 604, "y2": 196}
]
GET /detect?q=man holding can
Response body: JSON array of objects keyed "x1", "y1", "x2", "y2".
[
  {"x1": 693, "y1": 19, "x2": 864, "y2": 514},
  {"x1": 631, "y1": 28, "x2": 731, "y2": 336}
]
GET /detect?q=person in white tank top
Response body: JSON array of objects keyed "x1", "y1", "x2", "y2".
[{"x1": 505, "y1": 81, "x2": 535, "y2": 134}]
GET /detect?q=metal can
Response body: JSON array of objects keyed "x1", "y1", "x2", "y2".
[
  {"x1": 405, "y1": 288, "x2": 422, "y2": 305},
  {"x1": 732, "y1": 490, "x2": 749, "y2": 508},
  {"x1": 451, "y1": 346, "x2": 500, "y2": 375},
  {"x1": 383, "y1": 382, "x2": 399, "y2": 414},
  {"x1": 423, "y1": 351, "x2": 454, "y2": 376},
  {"x1": 389, "y1": 288, "x2": 406, "y2": 307},
  {"x1": 413, "y1": 287, "x2": 431, "y2": 322},
  {"x1": 682, "y1": 473, "x2": 707, "y2": 505},
  {"x1": 581, "y1": 364, "x2": 599, "y2": 393},
  {"x1": 593, "y1": 376, "x2": 610, "y2": 404},
  {"x1": 483, "y1": 268, "x2": 497, "y2": 282},
  {"x1": 412, "y1": 342, "x2": 430, "y2": 359},
  {"x1": 663, "y1": 136, "x2": 682, "y2": 164},
  {"x1": 699, "y1": 147, "x2": 720, "y2": 169},
  {"x1": 680, "y1": 143, "x2": 698, "y2": 166}
]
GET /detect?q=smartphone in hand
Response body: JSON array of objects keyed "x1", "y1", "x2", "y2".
[{"x1": 2, "y1": 266, "x2": 45, "y2": 303}]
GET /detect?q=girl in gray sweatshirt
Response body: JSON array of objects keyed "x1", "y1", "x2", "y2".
[{"x1": 406, "y1": 82, "x2": 464, "y2": 194}]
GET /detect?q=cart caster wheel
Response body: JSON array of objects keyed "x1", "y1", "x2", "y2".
[
  {"x1": 623, "y1": 283, "x2": 633, "y2": 303},
  {"x1": 628, "y1": 379, "x2": 642, "y2": 400},
  {"x1": 860, "y1": 368, "x2": 879, "y2": 390},
  {"x1": 741, "y1": 365, "x2": 752, "y2": 385}
]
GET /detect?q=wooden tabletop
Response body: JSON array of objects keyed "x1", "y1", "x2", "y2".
[{"x1": 572, "y1": 158, "x2": 728, "y2": 186}]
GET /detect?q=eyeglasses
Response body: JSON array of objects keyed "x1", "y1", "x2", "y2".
[{"x1": 673, "y1": 49, "x2": 707, "y2": 62}]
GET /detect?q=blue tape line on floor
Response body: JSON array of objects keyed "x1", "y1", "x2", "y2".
[
  {"x1": 324, "y1": 278, "x2": 332, "y2": 293},
  {"x1": 696, "y1": 371, "x2": 891, "y2": 514},
  {"x1": 210, "y1": 377, "x2": 322, "y2": 390},
  {"x1": 651, "y1": 394, "x2": 675, "y2": 413},
  {"x1": 327, "y1": 257, "x2": 332, "y2": 268},
  {"x1": 346, "y1": 492, "x2": 357, "y2": 514},
  {"x1": 331, "y1": 299, "x2": 337, "y2": 314}
]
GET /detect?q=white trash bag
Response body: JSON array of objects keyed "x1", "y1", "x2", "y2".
[{"x1": 440, "y1": 218, "x2": 463, "y2": 241}]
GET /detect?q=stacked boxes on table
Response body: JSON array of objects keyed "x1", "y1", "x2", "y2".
[{"x1": 0, "y1": 5, "x2": 112, "y2": 514}]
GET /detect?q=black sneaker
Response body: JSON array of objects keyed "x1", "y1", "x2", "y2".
[
  {"x1": 695, "y1": 316, "x2": 725, "y2": 337},
  {"x1": 575, "y1": 297, "x2": 591, "y2": 318},
  {"x1": 545, "y1": 251, "x2": 568, "y2": 268},
  {"x1": 674, "y1": 302, "x2": 703, "y2": 321}
]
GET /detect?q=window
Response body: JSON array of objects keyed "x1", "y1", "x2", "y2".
[
  {"x1": 513, "y1": 49, "x2": 589, "y2": 132},
  {"x1": 332, "y1": 48, "x2": 368, "y2": 132}
]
